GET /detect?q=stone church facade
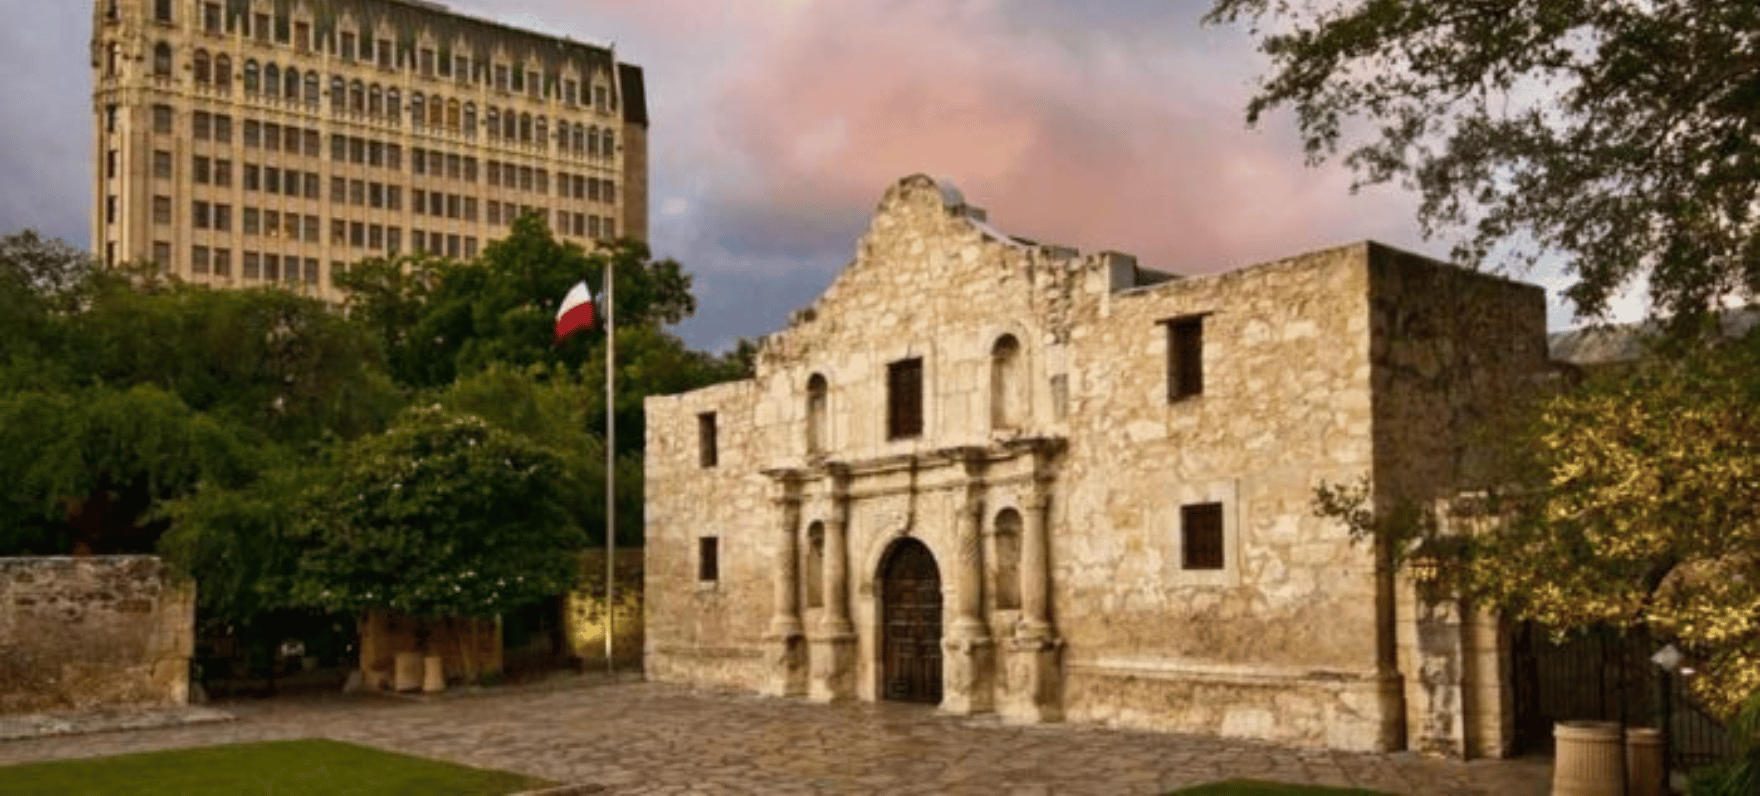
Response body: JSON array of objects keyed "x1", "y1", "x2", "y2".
[{"x1": 643, "y1": 175, "x2": 1549, "y2": 756}]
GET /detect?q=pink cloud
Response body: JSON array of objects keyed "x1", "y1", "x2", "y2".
[{"x1": 696, "y1": 0, "x2": 1423, "y2": 273}]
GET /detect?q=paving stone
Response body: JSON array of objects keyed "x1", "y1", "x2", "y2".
[{"x1": 0, "y1": 678, "x2": 1551, "y2": 795}]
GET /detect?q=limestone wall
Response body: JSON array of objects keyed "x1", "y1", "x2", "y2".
[
  {"x1": 0, "y1": 556, "x2": 193, "y2": 714},
  {"x1": 642, "y1": 175, "x2": 1548, "y2": 755},
  {"x1": 568, "y1": 548, "x2": 645, "y2": 669},
  {"x1": 644, "y1": 379, "x2": 772, "y2": 690},
  {"x1": 1366, "y1": 245, "x2": 1548, "y2": 757},
  {"x1": 1050, "y1": 243, "x2": 1397, "y2": 749}
]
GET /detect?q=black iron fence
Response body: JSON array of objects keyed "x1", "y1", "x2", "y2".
[{"x1": 1512, "y1": 623, "x2": 1734, "y2": 770}]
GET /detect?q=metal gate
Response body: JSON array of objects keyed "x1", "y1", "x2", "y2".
[
  {"x1": 880, "y1": 538, "x2": 943, "y2": 704},
  {"x1": 1512, "y1": 623, "x2": 1733, "y2": 769}
]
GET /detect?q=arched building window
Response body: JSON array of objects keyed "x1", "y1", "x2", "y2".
[
  {"x1": 534, "y1": 116, "x2": 547, "y2": 149},
  {"x1": 602, "y1": 128, "x2": 615, "y2": 156},
  {"x1": 992, "y1": 508, "x2": 1022, "y2": 610},
  {"x1": 463, "y1": 103, "x2": 477, "y2": 137},
  {"x1": 214, "y1": 54, "x2": 231, "y2": 90},
  {"x1": 284, "y1": 67, "x2": 299, "y2": 100},
  {"x1": 806, "y1": 373, "x2": 828, "y2": 455},
  {"x1": 263, "y1": 63, "x2": 279, "y2": 98},
  {"x1": 485, "y1": 106, "x2": 497, "y2": 137},
  {"x1": 350, "y1": 80, "x2": 364, "y2": 113},
  {"x1": 193, "y1": 49, "x2": 210, "y2": 84},
  {"x1": 243, "y1": 59, "x2": 260, "y2": 93},
  {"x1": 586, "y1": 125, "x2": 599, "y2": 157},
  {"x1": 990, "y1": 334, "x2": 1021, "y2": 430},
  {"x1": 428, "y1": 93, "x2": 443, "y2": 126},
  {"x1": 387, "y1": 88, "x2": 402, "y2": 122},
  {"x1": 368, "y1": 84, "x2": 382, "y2": 117},
  {"x1": 330, "y1": 76, "x2": 345, "y2": 112},
  {"x1": 304, "y1": 72, "x2": 319, "y2": 106},
  {"x1": 153, "y1": 42, "x2": 172, "y2": 78},
  {"x1": 573, "y1": 124, "x2": 586, "y2": 155},
  {"x1": 804, "y1": 522, "x2": 825, "y2": 609},
  {"x1": 446, "y1": 98, "x2": 460, "y2": 131},
  {"x1": 411, "y1": 94, "x2": 425, "y2": 127}
]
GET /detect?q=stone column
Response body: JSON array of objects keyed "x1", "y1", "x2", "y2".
[
  {"x1": 1002, "y1": 473, "x2": 1063, "y2": 723},
  {"x1": 942, "y1": 455, "x2": 995, "y2": 714},
  {"x1": 809, "y1": 469, "x2": 858, "y2": 702},
  {"x1": 762, "y1": 482, "x2": 807, "y2": 697}
]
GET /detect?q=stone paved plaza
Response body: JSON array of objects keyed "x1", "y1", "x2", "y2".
[{"x1": 0, "y1": 676, "x2": 1551, "y2": 795}]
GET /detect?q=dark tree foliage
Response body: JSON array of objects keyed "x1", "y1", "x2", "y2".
[
  {"x1": 1205, "y1": 0, "x2": 1760, "y2": 329},
  {"x1": 336, "y1": 212, "x2": 700, "y2": 390}
]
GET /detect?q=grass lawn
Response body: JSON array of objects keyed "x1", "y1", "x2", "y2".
[
  {"x1": 0, "y1": 738, "x2": 555, "y2": 796},
  {"x1": 1167, "y1": 779, "x2": 1397, "y2": 796}
]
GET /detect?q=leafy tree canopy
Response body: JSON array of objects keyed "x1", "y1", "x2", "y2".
[
  {"x1": 281, "y1": 405, "x2": 585, "y2": 619},
  {"x1": 336, "y1": 213, "x2": 701, "y2": 390},
  {"x1": 1205, "y1": 0, "x2": 1760, "y2": 329}
]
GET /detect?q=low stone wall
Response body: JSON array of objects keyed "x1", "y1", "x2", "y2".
[
  {"x1": 0, "y1": 556, "x2": 194, "y2": 714},
  {"x1": 568, "y1": 548, "x2": 643, "y2": 670}
]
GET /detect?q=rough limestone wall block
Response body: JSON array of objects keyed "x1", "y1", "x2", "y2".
[{"x1": 0, "y1": 556, "x2": 193, "y2": 714}]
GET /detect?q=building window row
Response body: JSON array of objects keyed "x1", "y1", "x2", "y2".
[
  {"x1": 555, "y1": 172, "x2": 618, "y2": 205},
  {"x1": 241, "y1": 209, "x2": 321, "y2": 243},
  {"x1": 192, "y1": 155, "x2": 233, "y2": 187},
  {"x1": 191, "y1": 111, "x2": 236, "y2": 143},
  {"x1": 411, "y1": 190, "x2": 477, "y2": 222},
  {"x1": 161, "y1": 3, "x2": 619, "y2": 113},
  {"x1": 244, "y1": 120, "x2": 321, "y2": 156},
  {"x1": 409, "y1": 230, "x2": 477, "y2": 260},
  {"x1": 329, "y1": 134, "x2": 404, "y2": 171},
  {"x1": 412, "y1": 148, "x2": 476, "y2": 182}
]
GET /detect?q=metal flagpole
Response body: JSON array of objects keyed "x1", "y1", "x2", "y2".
[
  {"x1": 604, "y1": 257, "x2": 615, "y2": 674},
  {"x1": 603, "y1": 42, "x2": 624, "y2": 676}
]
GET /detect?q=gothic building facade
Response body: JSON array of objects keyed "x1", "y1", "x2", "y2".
[{"x1": 92, "y1": 0, "x2": 647, "y2": 302}]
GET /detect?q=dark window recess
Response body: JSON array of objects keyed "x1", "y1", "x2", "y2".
[
  {"x1": 1181, "y1": 503, "x2": 1224, "y2": 570},
  {"x1": 887, "y1": 357, "x2": 924, "y2": 440},
  {"x1": 1167, "y1": 316, "x2": 1205, "y2": 401},
  {"x1": 698, "y1": 412, "x2": 718, "y2": 468},
  {"x1": 698, "y1": 537, "x2": 720, "y2": 582}
]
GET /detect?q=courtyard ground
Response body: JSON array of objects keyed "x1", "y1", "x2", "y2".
[{"x1": 0, "y1": 675, "x2": 1551, "y2": 796}]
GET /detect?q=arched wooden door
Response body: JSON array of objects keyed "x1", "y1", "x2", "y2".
[{"x1": 880, "y1": 537, "x2": 942, "y2": 704}]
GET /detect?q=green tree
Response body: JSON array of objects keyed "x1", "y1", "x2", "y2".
[
  {"x1": 336, "y1": 213, "x2": 699, "y2": 390},
  {"x1": 1204, "y1": 0, "x2": 1760, "y2": 327},
  {"x1": 279, "y1": 405, "x2": 584, "y2": 677},
  {"x1": 1317, "y1": 327, "x2": 1760, "y2": 717}
]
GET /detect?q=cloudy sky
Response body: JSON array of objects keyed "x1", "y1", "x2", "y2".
[{"x1": 0, "y1": 0, "x2": 1625, "y2": 352}]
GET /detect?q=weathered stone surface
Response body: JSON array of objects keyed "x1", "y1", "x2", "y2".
[
  {"x1": 0, "y1": 556, "x2": 194, "y2": 714},
  {"x1": 643, "y1": 175, "x2": 1549, "y2": 756}
]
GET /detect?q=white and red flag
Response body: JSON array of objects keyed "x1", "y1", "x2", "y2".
[{"x1": 554, "y1": 280, "x2": 597, "y2": 342}]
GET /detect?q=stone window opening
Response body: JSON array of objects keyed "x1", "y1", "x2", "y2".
[
  {"x1": 153, "y1": 42, "x2": 172, "y2": 78},
  {"x1": 263, "y1": 63, "x2": 279, "y2": 98},
  {"x1": 154, "y1": 0, "x2": 172, "y2": 24},
  {"x1": 193, "y1": 50, "x2": 210, "y2": 84},
  {"x1": 214, "y1": 55, "x2": 231, "y2": 91},
  {"x1": 698, "y1": 412, "x2": 718, "y2": 468},
  {"x1": 887, "y1": 357, "x2": 924, "y2": 440},
  {"x1": 992, "y1": 508, "x2": 1022, "y2": 610},
  {"x1": 990, "y1": 334, "x2": 1022, "y2": 431},
  {"x1": 804, "y1": 522, "x2": 825, "y2": 609},
  {"x1": 244, "y1": 60, "x2": 259, "y2": 94},
  {"x1": 698, "y1": 537, "x2": 720, "y2": 583},
  {"x1": 1165, "y1": 315, "x2": 1205, "y2": 402},
  {"x1": 806, "y1": 373, "x2": 828, "y2": 455},
  {"x1": 1181, "y1": 502, "x2": 1224, "y2": 570}
]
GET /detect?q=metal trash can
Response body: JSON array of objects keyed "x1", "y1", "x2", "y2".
[
  {"x1": 1552, "y1": 721, "x2": 1624, "y2": 796},
  {"x1": 1624, "y1": 727, "x2": 1663, "y2": 796}
]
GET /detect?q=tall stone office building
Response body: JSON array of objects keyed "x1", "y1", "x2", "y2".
[{"x1": 92, "y1": 0, "x2": 648, "y2": 304}]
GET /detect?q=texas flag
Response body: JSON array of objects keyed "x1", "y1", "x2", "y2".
[{"x1": 554, "y1": 280, "x2": 597, "y2": 342}]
